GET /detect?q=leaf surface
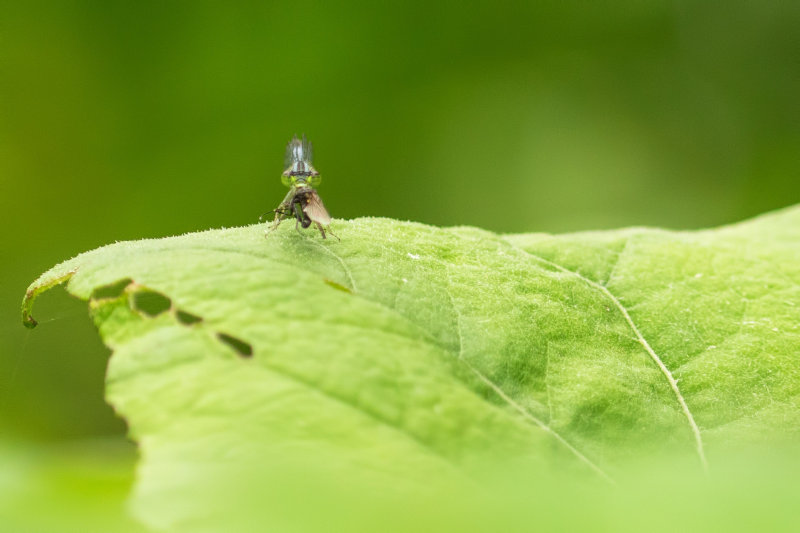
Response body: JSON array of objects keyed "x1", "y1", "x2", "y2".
[{"x1": 23, "y1": 208, "x2": 800, "y2": 529}]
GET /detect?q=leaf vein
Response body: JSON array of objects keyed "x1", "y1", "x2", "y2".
[
  {"x1": 309, "y1": 239, "x2": 358, "y2": 293},
  {"x1": 445, "y1": 284, "x2": 614, "y2": 483},
  {"x1": 502, "y1": 240, "x2": 709, "y2": 471}
]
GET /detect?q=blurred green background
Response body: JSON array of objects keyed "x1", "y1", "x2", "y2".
[{"x1": 1, "y1": 0, "x2": 798, "y2": 457}]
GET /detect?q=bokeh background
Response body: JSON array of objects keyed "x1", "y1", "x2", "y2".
[{"x1": 1, "y1": 0, "x2": 798, "y2": 487}]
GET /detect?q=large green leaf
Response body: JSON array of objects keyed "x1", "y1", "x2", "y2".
[{"x1": 23, "y1": 207, "x2": 800, "y2": 530}]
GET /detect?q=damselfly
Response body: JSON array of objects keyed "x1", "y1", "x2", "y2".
[{"x1": 263, "y1": 135, "x2": 336, "y2": 240}]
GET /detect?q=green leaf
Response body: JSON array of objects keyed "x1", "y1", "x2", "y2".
[{"x1": 22, "y1": 208, "x2": 800, "y2": 530}]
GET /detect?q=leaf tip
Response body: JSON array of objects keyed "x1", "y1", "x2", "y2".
[
  {"x1": 22, "y1": 310, "x2": 38, "y2": 329},
  {"x1": 21, "y1": 269, "x2": 78, "y2": 329}
]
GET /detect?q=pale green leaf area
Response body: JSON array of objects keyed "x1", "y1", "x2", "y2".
[
  {"x1": 22, "y1": 206, "x2": 800, "y2": 531},
  {"x1": 0, "y1": 438, "x2": 145, "y2": 533}
]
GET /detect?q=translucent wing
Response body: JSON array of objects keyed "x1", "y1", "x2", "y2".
[
  {"x1": 303, "y1": 190, "x2": 331, "y2": 226},
  {"x1": 284, "y1": 134, "x2": 314, "y2": 168}
]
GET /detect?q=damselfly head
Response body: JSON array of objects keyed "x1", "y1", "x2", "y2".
[{"x1": 282, "y1": 134, "x2": 320, "y2": 187}]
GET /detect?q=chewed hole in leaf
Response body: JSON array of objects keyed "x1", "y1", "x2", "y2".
[
  {"x1": 217, "y1": 332, "x2": 253, "y2": 358},
  {"x1": 90, "y1": 278, "x2": 134, "y2": 300},
  {"x1": 131, "y1": 290, "x2": 172, "y2": 317},
  {"x1": 175, "y1": 309, "x2": 203, "y2": 325}
]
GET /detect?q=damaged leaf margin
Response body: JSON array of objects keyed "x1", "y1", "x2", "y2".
[{"x1": 20, "y1": 211, "x2": 800, "y2": 528}]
